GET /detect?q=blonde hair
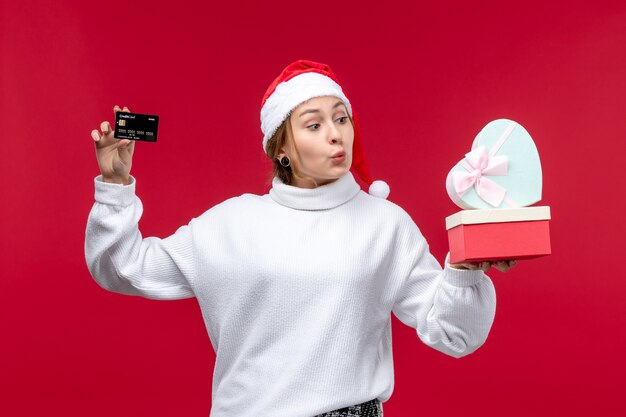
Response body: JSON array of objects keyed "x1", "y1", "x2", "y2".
[{"x1": 265, "y1": 112, "x2": 354, "y2": 187}]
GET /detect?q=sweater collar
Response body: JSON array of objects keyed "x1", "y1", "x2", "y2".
[{"x1": 269, "y1": 171, "x2": 361, "y2": 210}]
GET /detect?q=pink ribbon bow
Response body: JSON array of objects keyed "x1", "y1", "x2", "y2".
[{"x1": 452, "y1": 146, "x2": 509, "y2": 207}]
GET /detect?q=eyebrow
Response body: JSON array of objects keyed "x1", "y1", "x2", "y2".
[{"x1": 298, "y1": 101, "x2": 346, "y2": 118}]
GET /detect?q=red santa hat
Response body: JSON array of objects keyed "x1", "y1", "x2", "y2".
[{"x1": 260, "y1": 59, "x2": 390, "y2": 199}]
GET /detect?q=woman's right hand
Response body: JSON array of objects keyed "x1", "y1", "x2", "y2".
[{"x1": 91, "y1": 105, "x2": 135, "y2": 185}]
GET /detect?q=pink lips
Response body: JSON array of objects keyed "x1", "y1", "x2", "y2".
[{"x1": 331, "y1": 151, "x2": 346, "y2": 163}]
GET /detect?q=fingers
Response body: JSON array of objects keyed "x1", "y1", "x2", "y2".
[
  {"x1": 112, "y1": 104, "x2": 131, "y2": 131},
  {"x1": 91, "y1": 120, "x2": 114, "y2": 147},
  {"x1": 492, "y1": 261, "x2": 507, "y2": 272},
  {"x1": 492, "y1": 260, "x2": 518, "y2": 272},
  {"x1": 91, "y1": 129, "x2": 102, "y2": 142},
  {"x1": 113, "y1": 104, "x2": 131, "y2": 115},
  {"x1": 93, "y1": 105, "x2": 132, "y2": 145},
  {"x1": 100, "y1": 120, "x2": 111, "y2": 135},
  {"x1": 461, "y1": 259, "x2": 518, "y2": 273}
]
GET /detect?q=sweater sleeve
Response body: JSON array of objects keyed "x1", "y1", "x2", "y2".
[
  {"x1": 84, "y1": 175, "x2": 195, "y2": 300},
  {"x1": 391, "y1": 212, "x2": 496, "y2": 358}
]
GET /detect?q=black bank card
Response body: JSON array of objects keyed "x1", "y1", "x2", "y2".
[{"x1": 114, "y1": 112, "x2": 159, "y2": 142}]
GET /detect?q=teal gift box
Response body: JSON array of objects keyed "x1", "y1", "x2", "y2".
[{"x1": 445, "y1": 119, "x2": 542, "y2": 209}]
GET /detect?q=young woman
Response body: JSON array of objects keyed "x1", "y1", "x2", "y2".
[{"x1": 86, "y1": 59, "x2": 515, "y2": 417}]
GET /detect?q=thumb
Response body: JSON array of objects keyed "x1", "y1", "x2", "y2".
[
  {"x1": 124, "y1": 139, "x2": 135, "y2": 155},
  {"x1": 117, "y1": 139, "x2": 131, "y2": 148},
  {"x1": 119, "y1": 139, "x2": 135, "y2": 158}
]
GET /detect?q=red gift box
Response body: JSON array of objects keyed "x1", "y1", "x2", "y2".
[{"x1": 446, "y1": 206, "x2": 551, "y2": 264}]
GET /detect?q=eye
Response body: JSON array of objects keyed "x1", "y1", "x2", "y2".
[
  {"x1": 337, "y1": 116, "x2": 348, "y2": 124},
  {"x1": 307, "y1": 123, "x2": 321, "y2": 130}
]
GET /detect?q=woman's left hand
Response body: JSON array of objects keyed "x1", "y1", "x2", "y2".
[{"x1": 450, "y1": 260, "x2": 517, "y2": 272}]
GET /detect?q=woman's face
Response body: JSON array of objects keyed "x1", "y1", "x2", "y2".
[{"x1": 283, "y1": 95, "x2": 354, "y2": 188}]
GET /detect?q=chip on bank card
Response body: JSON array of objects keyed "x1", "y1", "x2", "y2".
[{"x1": 114, "y1": 112, "x2": 159, "y2": 142}]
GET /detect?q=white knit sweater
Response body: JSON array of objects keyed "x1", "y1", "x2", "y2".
[{"x1": 85, "y1": 171, "x2": 496, "y2": 417}]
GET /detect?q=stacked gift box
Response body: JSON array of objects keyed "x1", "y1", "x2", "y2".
[{"x1": 445, "y1": 119, "x2": 551, "y2": 264}]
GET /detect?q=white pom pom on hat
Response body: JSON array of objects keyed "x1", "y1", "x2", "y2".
[
  {"x1": 368, "y1": 180, "x2": 390, "y2": 199},
  {"x1": 260, "y1": 59, "x2": 390, "y2": 200}
]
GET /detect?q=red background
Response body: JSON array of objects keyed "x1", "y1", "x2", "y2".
[{"x1": 2, "y1": 0, "x2": 625, "y2": 415}]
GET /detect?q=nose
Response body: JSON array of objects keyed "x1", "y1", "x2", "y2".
[{"x1": 329, "y1": 122, "x2": 342, "y2": 144}]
